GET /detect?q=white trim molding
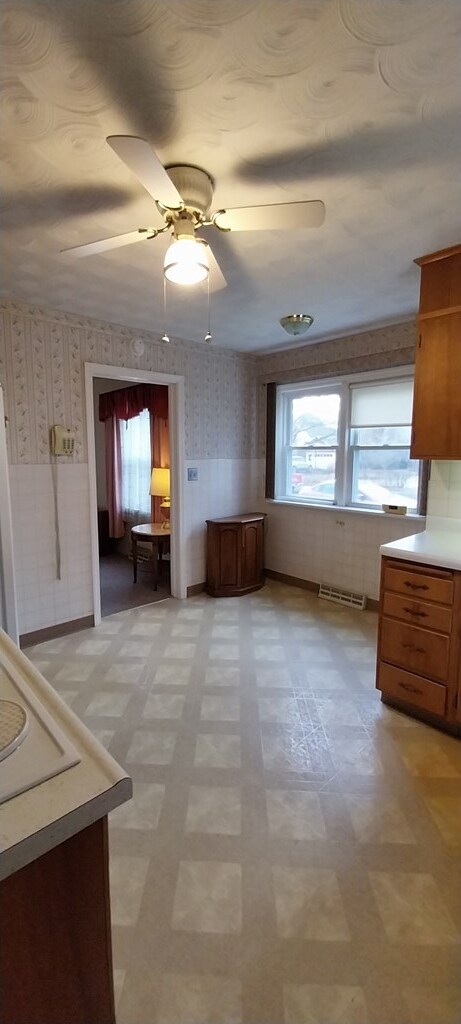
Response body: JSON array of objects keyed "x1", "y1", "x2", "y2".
[{"x1": 84, "y1": 363, "x2": 186, "y2": 624}]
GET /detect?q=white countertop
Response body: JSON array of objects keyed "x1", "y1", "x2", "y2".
[
  {"x1": 380, "y1": 518, "x2": 461, "y2": 571},
  {"x1": 0, "y1": 628, "x2": 132, "y2": 881}
]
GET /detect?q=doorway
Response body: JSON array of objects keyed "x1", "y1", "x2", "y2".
[{"x1": 85, "y1": 363, "x2": 186, "y2": 625}]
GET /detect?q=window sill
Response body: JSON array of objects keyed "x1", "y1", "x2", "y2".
[{"x1": 266, "y1": 498, "x2": 425, "y2": 522}]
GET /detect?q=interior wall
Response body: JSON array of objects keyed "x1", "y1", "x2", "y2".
[
  {"x1": 0, "y1": 299, "x2": 258, "y2": 633},
  {"x1": 255, "y1": 321, "x2": 426, "y2": 600}
]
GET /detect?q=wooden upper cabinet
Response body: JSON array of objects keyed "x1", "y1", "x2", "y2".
[
  {"x1": 411, "y1": 244, "x2": 461, "y2": 459},
  {"x1": 416, "y1": 244, "x2": 461, "y2": 315},
  {"x1": 411, "y1": 312, "x2": 461, "y2": 459}
]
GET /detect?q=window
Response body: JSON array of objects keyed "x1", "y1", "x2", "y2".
[
  {"x1": 120, "y1": 407, "x2": 151, "y2": 517},
  {"x1": 275, "y1": 371, "x2": 423, "y2": 512}
]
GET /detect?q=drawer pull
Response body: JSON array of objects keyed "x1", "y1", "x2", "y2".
[
  {"x1": 404, "y1": 581, "x2": 429, "y2": 591},
  {"x1": 402, "y1": 643, "x2": 425, "y2": 654},
  {"x1": 403, "y1": 607, "x2": 428, "y2": 618},
  {"x1": 398, "y1": 681, "x2": 422, "y2": 695}
]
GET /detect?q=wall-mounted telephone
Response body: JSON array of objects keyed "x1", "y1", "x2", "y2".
[{"x1": 50, "y1": 425, "x2": 75, "y2": 456}]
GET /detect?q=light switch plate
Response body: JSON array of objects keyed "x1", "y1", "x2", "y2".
[{"x1": 187, "y1": 467, "x2": 198, "y2": 481}]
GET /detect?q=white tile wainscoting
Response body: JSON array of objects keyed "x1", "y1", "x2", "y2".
[
  {"x1": 262, "y1": 497, "x2": 426, "y2": 602},
  {"x1": 9, "y1": 463, "x2": 93, "y2": 634},
  {"x1": 8, "y1": 456, "x2": 460, "y2": 632},
  {"x1": 9, "y1": 459, "x2": 263, "y2": 634}
]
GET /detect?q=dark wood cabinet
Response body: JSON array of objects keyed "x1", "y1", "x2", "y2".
[
  {"x1": 0, "y1": 818, "x2": 116, "y2": 1024},
  {"x1": 206, "y1": 514, "x2": 265, "y2": 597},
  {"x1": 411, "y1": 244, "x2": 461, "y2": 459},
  {"x1": 376, "y1": 556, "x2": 461, "y2": 733}
]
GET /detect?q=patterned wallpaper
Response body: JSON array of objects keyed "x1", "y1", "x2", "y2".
[
  {"x1": 0, "y1": 299, "x2": 417, "y2": 467},
  {"x1": 0, "y1": 300, "x2": 257, "y2": 464},
  {"x1": 255, "y1": 321, "x2": 417, "y2": 455}
]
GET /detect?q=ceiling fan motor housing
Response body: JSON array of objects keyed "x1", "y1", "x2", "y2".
[{"x1": 165, "y1": 165, "x2": 214, "y2": 219}]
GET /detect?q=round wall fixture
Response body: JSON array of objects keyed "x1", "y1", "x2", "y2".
[
  {"x1": 279, "y1": 314, "x2": 314, "y2": 336},
  {"x1": 131, "y1": 338, "x2": 145, "y2": 357}
]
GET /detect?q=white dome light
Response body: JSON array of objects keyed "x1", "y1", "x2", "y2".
[
  {"x1": 164, "y1": 238, "x2": 209, "y2": 285},
  {"x1": 279, "y1": 314, "x2": 314, "y2": 336}
]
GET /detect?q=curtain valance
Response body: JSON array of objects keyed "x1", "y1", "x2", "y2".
[{"x1": 99, "y1": 383, "x2": 168, "y2": 422}]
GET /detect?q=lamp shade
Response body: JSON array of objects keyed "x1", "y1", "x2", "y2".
[
  {"x1": 164, "y1": 238, "x2": 209, "y2": 285},
  {"x1": 149, "y1": 467, "x2": 170, "y2": 498}
]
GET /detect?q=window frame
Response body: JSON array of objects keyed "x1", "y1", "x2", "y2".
[{"x1": 274, "y1": 366, "x2": 423, "y2": 514}]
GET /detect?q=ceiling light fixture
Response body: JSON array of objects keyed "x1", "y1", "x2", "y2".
[
  {"x1": 164, "y1": 238, "x2": 209, "y2": 285},
  {"x1": 279, "y1": 313, "x2": 314, "y2": 336}
]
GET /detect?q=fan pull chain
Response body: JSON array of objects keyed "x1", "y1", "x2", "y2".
[
  {"x1": 161, "y1": 277, "x2": 170, "y2": 343},
  {"x1": 204, "y1": 272, "x2": 212, "y2": 343}
]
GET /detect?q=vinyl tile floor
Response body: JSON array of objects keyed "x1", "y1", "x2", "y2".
[{"x1": 26, "y1": 581, "x2": 461, "y2": 1024}]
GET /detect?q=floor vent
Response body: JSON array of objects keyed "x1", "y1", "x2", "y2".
[{"x1": 318, "y1": 583, "x2": 366, "y2": 610}]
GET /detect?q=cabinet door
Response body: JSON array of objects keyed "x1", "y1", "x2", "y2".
[
  {"x1": 411, "y1": 312, "x2": 461, "y2": 459},
  {"x1": 241, "y1": 520, "x2": 263, "y2": 588},
  {"x1": 207, "y1": 523, "x2": 240, "y2": 591}
]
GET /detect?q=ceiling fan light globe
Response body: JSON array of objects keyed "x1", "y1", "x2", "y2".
[{"x1": 164, "y1": 239, "x2": 209, "y2": 285}]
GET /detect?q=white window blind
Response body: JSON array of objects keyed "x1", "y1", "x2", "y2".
[{"x1": 350, "y1": 381, "x2": 413, "y2": 427}]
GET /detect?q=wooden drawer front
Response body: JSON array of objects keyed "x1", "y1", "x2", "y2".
[
  {"x1": 382, "y1": 592, "x2": 452, "y2": 634},
  {"x1": 380, "y1": 618, "x2": 450, "y2": 682},
  {"x1": 378, "y1": 662, "x2": 446, "y2": 718},
  {"x1": 384, "y1": 566, "x2": 453, "y2": 605}
]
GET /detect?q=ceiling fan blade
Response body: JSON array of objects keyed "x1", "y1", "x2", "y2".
[
  {"x1": 213, "y1": 200, "x2": 325, "y2": 233},
  {"x1": 107, "y1": 136, "x2": 183, "y2": 209},
  {"x1": 61, "y1": 229, "x2": 156, "y2": 258},
  {"x1": 205, "y1": 244, "x2": 227, "y2": 292}
]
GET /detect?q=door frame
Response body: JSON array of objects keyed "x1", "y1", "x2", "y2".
[{"x1": 84, "y1": 362, "x2": 186, "y2": 624}]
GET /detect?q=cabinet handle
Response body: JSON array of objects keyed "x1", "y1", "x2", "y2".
[
  {"x1": 402, "y1": 643, "x2": 425, "y2": 654},
  {"x1": 403, "y1": 607, "x2": 428, "y2": 618},
  {"x1": 399, "y1": 681, "x2": 422, "y2": 695},
  {"x1": 404, "y1": 581, "x2": 429, "y2": 591}
]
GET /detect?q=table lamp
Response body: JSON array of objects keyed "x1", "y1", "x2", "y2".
[{"x1": 149, "y1": 467, "x2": 170, "y2": 529}]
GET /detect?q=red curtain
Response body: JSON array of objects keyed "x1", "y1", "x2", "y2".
[
  {"x1": 99, "y1": 384, "x2": 169, "y2": 535},
  {"x1": 99, "y1": 383, "x2": 168, "y2": 423},
  {"x1": 105, "y1": 416, "x2": 124, "y2": 538}
]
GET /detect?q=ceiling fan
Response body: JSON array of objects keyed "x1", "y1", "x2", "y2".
[{"x1": 61, "y1": 136, "x2": 325, "y2": 289}]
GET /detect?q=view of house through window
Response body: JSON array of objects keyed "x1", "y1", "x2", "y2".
[
  {"x1": 120, "y1": 407, "x2": 151, "y2": 518},
  {"x1": 276, "y1": 372, "x2": 421, "y2": 511}
]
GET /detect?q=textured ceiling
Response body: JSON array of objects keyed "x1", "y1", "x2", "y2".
[{"x1": 1, "y1": 0, "x2": 460, "y2": 352}]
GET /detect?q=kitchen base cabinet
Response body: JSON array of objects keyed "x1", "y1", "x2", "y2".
[
  {"x1": 376, "y1": 557, "x2": 461, "y2": 734},
  {"x1": 0, "y1": 817, "x2": 115, "y2": 1024},
  {"x1": 206, "y1": 514, "x2": 265, "y2": 597}
]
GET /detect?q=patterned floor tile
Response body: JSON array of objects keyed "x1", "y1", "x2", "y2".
[
  {"x1": 109, "y1": 856, "x2": 149, "y2": 926},
  {"x1": 266, "y1": 790, "x2": 327, "y2": 840},
  {"x1": 345, "y1": 794, "x2": 416, "y2": 844},
  {"x1": 85, "y1": 691, "x2": 131, "y2": 717},
  {"x1": 369, "y1": 871, "x2": 459, "y2": 944},
  {"x1": 126, "y1": 730, "x2": 177, "y2": 764},
  {"x1": 157, "y1": 973, "x2": 242, "y2": 1024},
  {"x1": 172, "y1": 861, "x2": 242, "y2": 933},
  {"x1": 423, "y1": 795, "x2": 461, "y2": 846},
  {"x1": 194, "y1": 733, "x2": 241, "y2": 768},
  {"x1": 272, "y1": 866, "x2": 350, "y2": 940},
  {"x1": 200, "y1": 695, "x2": 240, "y2": 721},
  {"x1": 185, "y1": 786, "x2": 241, "y2": 835},
  {"x1": 142, "y1": 692, "x2": 186, "y2": 719},
  {"x1": 284, "y1": 983, "x2": 368, "y2": 1024},
  {"x1": 27, "y1": 580, "x2": 461, "y2": 1023},
  {"x1": 204, "y1": 666, "x2": 241, "y2": 687}
]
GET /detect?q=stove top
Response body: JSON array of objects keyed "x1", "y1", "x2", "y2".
[{"x1": 0, "y1": 659, "x2": 81, "y2": 806}]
